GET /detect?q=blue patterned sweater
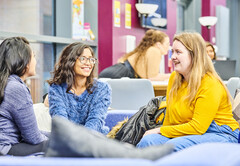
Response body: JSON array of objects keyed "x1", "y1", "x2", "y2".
[{"x1": 48, "y1": 80, "x2": 111, "y2": 135}]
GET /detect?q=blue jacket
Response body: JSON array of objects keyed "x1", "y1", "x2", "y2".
[{"x1": 48, "y1": 80, "x2": 111, "y2": 135}]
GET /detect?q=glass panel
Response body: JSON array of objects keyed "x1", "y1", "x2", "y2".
[
  {"x1": 0, "y1": 0, "x2": 54, "y2": 103},
  {"x1": 26, "y1": 43, "x2": 54, "y2": 103},
  {"x1": 0, "y1": 0, "x2": 53, "y2": 36},
  {"x1": 177, "y1": 4, "x2": 184, "y2": 32}
]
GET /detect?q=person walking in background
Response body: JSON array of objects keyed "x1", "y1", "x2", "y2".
[
  {"x1": 47, "y1": 42, "x2": 110, "y2": 135},
  {"x1": 99, "y1": 29, "x2": 171, "y2": 81},
  {"x1": 0, "y1": 37, "x2": 48, "y2": 156},
  {"x1": 206, "y1": 41, "x2": 216, "y2": 60},
  {"x1": 137, "y1": 32, "x2": 239, "y2": 151}
]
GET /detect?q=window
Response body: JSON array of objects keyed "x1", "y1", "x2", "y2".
[
  {"x1": 0, "y1": 0, "x2": 97, "y2": 103},
  {"x1": 0, "y1": 0, "x2": 54, "y2": 103}
]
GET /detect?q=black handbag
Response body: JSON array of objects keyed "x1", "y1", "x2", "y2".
[{"x1": 115, "y1": 96, "x2": 166, "y2": 145}]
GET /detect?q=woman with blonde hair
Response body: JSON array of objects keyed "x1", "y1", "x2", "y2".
[
  {"x1": 137, "y1": 32, "x2": 239, "y2": 151},
  {"x1": 99, "y1": 29, "x2": 170, "y2": 81}
]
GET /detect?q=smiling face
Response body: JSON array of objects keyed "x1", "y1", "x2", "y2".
[
  {"x1": 171, "y1": 40, "x2": 192, "y2": 80},
  {"x1": 206, "y1": 45, "x2": 215, "y2": 60},
  {"x1": 73, "y1": 48, "x2": 95, "y2": 78}
]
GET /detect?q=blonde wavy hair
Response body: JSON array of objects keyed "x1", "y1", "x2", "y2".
[
  {"x1": 168, "y1": 32, "x2": 232, "y2": 107},
  {"x1": 118, "y1": 29, "x2": 168, "y2": 71}
]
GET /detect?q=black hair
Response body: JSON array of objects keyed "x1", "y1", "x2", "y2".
[
  {"x1": 0, "y1": 37, "x2": 32, "y2": 104},
  {"x1": 47, "y1": 42, "x2": 96, "y2": 94}
]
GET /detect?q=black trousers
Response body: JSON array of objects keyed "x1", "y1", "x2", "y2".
[
  {"x1": 7, "y1": 140, "x2": 49, "y2": 156},
  {"x1": 99, "y1": 61, "x2": 136, "y2": 79}
]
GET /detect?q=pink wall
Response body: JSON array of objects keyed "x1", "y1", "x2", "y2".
[
  {"x1": 165, "y1": 1, "x2": 177, "y2": 43},
  {"x1": 98, "y1": 0, "x2": 113, "y2": 72},
  {"x1": 112, "y1": 0, "x2": 145, "y2": 63},
  {"x1": 98, "y1": 0, "x2": 177, "y2": 73},
  {"x1": 201, "y1": 0, "x2": 226, "y2": 43}
]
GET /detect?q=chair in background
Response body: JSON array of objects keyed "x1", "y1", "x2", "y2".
[
  {"x1": 226, "y1": 77, "x2": 240, "y2": 98},
  {"x1": 105, "y1": 78, "x2": 155, "y2": 110}
]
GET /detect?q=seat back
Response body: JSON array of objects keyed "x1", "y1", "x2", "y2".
[
  {"x1": 105, "y1": 78, "x2": 155, "y2": 110},
  {"x1": 226, "y1": 77, "x2": 240, "y2": 98}
]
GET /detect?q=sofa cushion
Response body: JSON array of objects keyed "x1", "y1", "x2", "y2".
[
  {"x1": 232, "y1": 89, "x2": 240, "y2": 126},
  {"x1": 105, "y1": 110, "x2": 136, "y2": 129},
  {"x1": 0, "y1": 156, "x2": 154, "y2": 166},
  {"x1": 45, "y1": 116, "x2": 174, "y2": 160},
  {"x1": 33, "y1": 103, "x2": 51, "y2": 132},
  {"x1": 156, "y1": 143, "x2": 240, "y2": 166}
]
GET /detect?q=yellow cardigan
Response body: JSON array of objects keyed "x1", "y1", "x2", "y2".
[{"x1": 160, "y1": 71, "x2": 239, "y2": 138}]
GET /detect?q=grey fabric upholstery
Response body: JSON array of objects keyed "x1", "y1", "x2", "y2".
[
  {"x1": 226, "y1": 77, "x2": 240, "y2": 98},
  {"x1": 45, "y1": 116, "x2": 174, "y2": 160},
  {"x1": 105, "y1": 78, "x2": 155, "y2": 110}
]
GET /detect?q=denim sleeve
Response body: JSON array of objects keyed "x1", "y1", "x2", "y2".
[{"x1": 84, "y1": 82, "x2": 111, "y2": 134}]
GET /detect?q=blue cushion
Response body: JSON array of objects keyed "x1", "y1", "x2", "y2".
[
  {"x1": 156, "y1": 142, "x2": 240, "y2": 166},
  {"x1": 0, "y1": 157, "x2": 153, "y2": 166},
  {"x1": 105, "y1": 110, "x2": 137, "y2": 129},
  {"x1": 2, "y1": 143, "x2": 240, "y2": 165},
  {"x1": 239, "y1": 131, "x2": 240, "y2": 143}
]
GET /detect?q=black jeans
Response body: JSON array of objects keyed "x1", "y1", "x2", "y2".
[
  {"x1": 7, "y1": 140, "x2": 49, "y2": 156},
  {"x1": 99, "y1": 60, "x2": 136, "y2": 79}
]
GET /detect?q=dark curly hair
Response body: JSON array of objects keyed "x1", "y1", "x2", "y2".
[
  {"x1": 0, "y1": 37, "x2": 32, "y2": 104},
  {"x1": 47, "y1": 42, "x2": 96, "y2": 94}
]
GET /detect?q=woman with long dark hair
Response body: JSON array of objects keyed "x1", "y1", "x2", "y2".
[
  {"x1": 0, "y1": 37, "x2": 48, "y2": 156},
  {"x1": 47, "y1": 42, "x2": 110, "y2": 135}
]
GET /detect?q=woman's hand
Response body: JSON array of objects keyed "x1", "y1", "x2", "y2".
[{"x1": 143, "y1": 127, "x2": 161, "y2": 137}]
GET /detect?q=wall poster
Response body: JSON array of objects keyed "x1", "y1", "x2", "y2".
[
  {"x1": 125, "y1": 3, "x2": 131, "y2": 29},
  {"x1": 72, "y1": 0, "x2": 84, "y2": 39},
  {"x1": 114, "y1": 1, "x2": 121, "y2": 27}
]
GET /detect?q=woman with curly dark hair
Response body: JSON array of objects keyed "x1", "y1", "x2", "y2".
[
  {"x1": 99, "y1": 29, "x2": 171, "y2": 81},
  {"x1": 47, "y1": 42, "x2": 111, "y2": 135}
]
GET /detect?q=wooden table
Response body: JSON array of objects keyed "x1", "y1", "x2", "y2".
[
  {"x1": 151, "y1": 81, "x2": 168, "y2": 96},
  {"x1": 151, "y1": 80, "x2": 228, "y2": 97}
]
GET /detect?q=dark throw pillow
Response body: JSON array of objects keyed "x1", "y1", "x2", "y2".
[{"x1": 45, "y1": 116, "x2": 174, "y2": 160}]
